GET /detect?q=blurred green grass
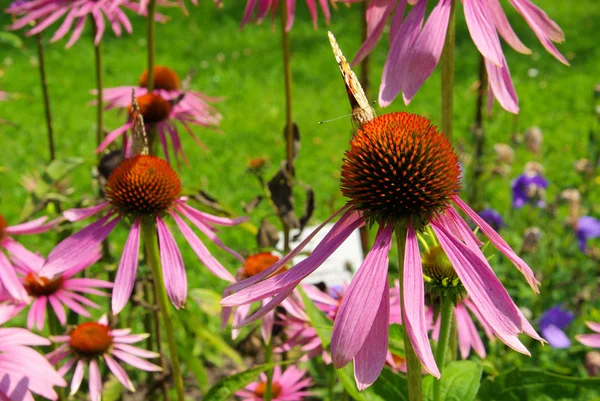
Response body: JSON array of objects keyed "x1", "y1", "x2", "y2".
[{"x1": 0, "y1": 0, "x2": 599, "y2": 342}]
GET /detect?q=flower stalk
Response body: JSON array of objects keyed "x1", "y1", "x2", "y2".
[
  {"x1": 396, "y1": 227, "x2": 423, "y2": 401},
  {"x1": 264, "y1": 340, "x2": 274, "y2": 401},
  {"x1": 46, "y1": 305, "x2": 67, "y2": 401},
  {"x1": 440, "y1": 0, "x2": 456, "y2": 140},
  {"x1": 36, "y1": 33, "x2": 55, "y2": 162},
  {"x1": 93, "y1": 22, "x2": 104, "y2": 152},
  {"x1": 433, "y1": 296, "x2": 454, "y2": 401},
  {"x1": 467, "y1": 55, "x2": 488, "y2": 209},
  {"x1": 141, "y1": 219, "x2": 185, "y2": 401}
]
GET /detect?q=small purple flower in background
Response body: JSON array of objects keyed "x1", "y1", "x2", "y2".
[
  {"x1": 478, "y1": 208, "x2": 504, "y2": 231},
  {"x1": 576, "y1": 216, "x2": 600, "y2": 252},
  {"x1": 577, "y1": 322, "x2": 600, "y2": 348},
  {"x1": 539, "y1": 305, "x2": 574, "y2": 349},
  {"x1": 511, "y1": 173, "x2": 548, "y2": 208},
  {"x1": 235, "y1": 365, "x2": 313, "y2": 401}
]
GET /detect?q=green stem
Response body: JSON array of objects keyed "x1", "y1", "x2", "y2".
[
  {"x1": 440, "y1": 0, "x2": 456, "y2": 140},
  {"x1": 93, "y1": 21, "x2": 104, "y2": 151},
  {"x1": 47, "y1": 305, "x2": 66, "y2": 401},
  {"x1": 328, "y1": 364, "x2": 336, "y2": 401},
  {"x1": 395, "y1": 228, "x2": 423, "y2": 401},
  {"x1": 141, "y1": 220, "x2": 185, "y2": 401},
  {"x1": 433, "y1": 296, "x2": 454, "y2": 401},
  {"x1": 264, "y1": 340, "x2": 274, "y2": 401},
  {"x1": 146, "y1": 0, "x2": 156, "y2": 93},
  {"x1": 280, "y1": 0, "x2": 294, "y2": 252},
  {"x1": 36, "y1": 33, "x2": 55, "y2": 162}
]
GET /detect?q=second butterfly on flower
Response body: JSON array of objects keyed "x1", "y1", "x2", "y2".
[{"x1": 223, "y1": 111, "x2": 544, "y2": 389}]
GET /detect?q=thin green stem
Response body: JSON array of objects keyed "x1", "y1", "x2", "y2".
[
  {"x1": 46, "y1": 305, "x2": 66, "y2": 401},
  {"x1": 395, "y1": 228, "x2": 423, "y2": 401},
  {"x1": 328, "y1": 363, "x2": 336, "y2": 401},
  {"x1": 93, "y1": 22, "x2": 104, "y2": 151},
  {"x1": 36, "y1": 33, "x2": 55, "y2": 162},
  {"x1": 440, "y1": 0, "x2": 456, "y2": 140},
  {"x1": 433, "y1": 296, "x2": 454, "y2": 401},
  {"x1": 280, "y1": 0, "x2": 294, "y2": 252},
  {"x1": 141, "y1": 220, "x2": 185, "y2": 401},
  {"x1": 264, "y1": 340, "x2": 274, "y2": 401},
  {"x1": 146, "y1": 0, "x2": 156, "y2": 93}
]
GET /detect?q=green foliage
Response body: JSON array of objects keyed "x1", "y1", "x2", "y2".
[
  {"x1": 423, "y1": 361, "x2": 482, "y2": 401},
  {"x1": 298, "y1": 287, "x2": 333, "y2": 347}
]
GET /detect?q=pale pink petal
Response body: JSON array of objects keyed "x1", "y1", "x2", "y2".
[
  {"x1": 0, "y1": 327, "x2": 50, "y2": 347},
  {"x1": 5, "y1": 216, "x2": 54, "y2": 235},
  {"x1": 96, "y1": 123, "x2": 131, "y2": 153},
  {"x1": 111, "y1": 349, "x2": 162, "y2": 372},
  {"x1": 63, "y1": 202, "x2": 109, "y2": 222},
  {"x1": 261, "y1": 300, "x2": 275, "y2": 344},
  {"x1": 104, "y1": 354, "x2": 134, "y2": 391},
  {"x1": 175, "y1": 201, "x2": 248, "y2": 226},
  {"x1": 402, "y1": 222, "x2": 440, "y2": 377},
  {"x1": 156, "y1": 217, "x2": 187, "y2": 308},
  {"x1": 485, "y1": 0, "x2": 530, "y2": 54},
  {"x1": 285, "y1": 0, "x2": 296, "y2": 31},
  {"x1": 113, "y1": 333, "x2": 149, "y2": 344},
  {"x1": 48, "y1": 295, "x2": 66, "y2": 325},
  {"x1": 92, "y1": 10, "x2": 105, "y2": 45},
  {"x1": 0, "y1": 252, "x2": 27, "y2": 300},
  {"x1": 352, "y1": 0, "x2": 397, "y2": 67},
  {"x1": 112, "y1": 218, "x2": 141, "y2": 314},
  {"x1": 27, "y1": 7, "x2": 70, "y2": 36},
  {"x1": 353, "y1": 284, "x2": 390, "y2": 390},
  {"x1": 231, "y1": 303, "x2": 251, "y2": 340},
  {"x1": 3, "y1": 238, "x2": 45, "y2": 272},
  {"x1": 66, "y1": 16, "x2": 86, "y2": 48},
  {"x1": 587, "y1": 322, "x2": 600, "y2": 333},
  {"x1": 70, "y1": 360, "x2": 85, "y2": 396},
  {"x1": 485, "y1": 56, "x2": 519, "y2": 114},
  {"x1": 455, "y1": 303, "x2": 486, "y2": 359},
  {"x1": 577, "y1": 334, "x2": 600, "y2": 348},
  {"x1": 89, "y1": 359, "x2": 102, "y2": 401},
  {"x1": 55, "y1": 292, "x2": 91, "y2": 317},
  {"x1": 463, "y1": 0, "x2": 503, "y2": 66},
  {"x1": 112, "y1": 343, "x2": 159, "y2": 358},
  {"x1": 331, "y1": 224, "x2": 393, "y2": 368}
]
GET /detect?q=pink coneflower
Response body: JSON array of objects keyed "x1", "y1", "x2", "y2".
[
  {"x1": 47, "y1": 315, "x2": 161, "y2": 401},
  {"x1": 235, "y1": 365, "x2": 313, "y2": 401},
  {"x1": 577, "y1": 322, "x2": 600, "y2": 348},
  {"x1": 0, "y1": 327, "x2": 66, "y2": 400},
  {"x1": 5, "y1": 0, "x2": 151, "y2": 48},
  {"x1": 0, "y1": 213, "x2": 58, "y2": 301},
  {"x1": 241, "y1": 0, "x2": 332, "y2": 31},
  {"x1": 353, "y1": 0, "x2": 568, "y2": 113},
  {"x1": 5, "y1": 249, "x2": 112, "y2": 331},
  {"x1": 97, "y1": 66, "x2": 222, "y2": 165},
  {"x1": 40, "y1": 155, "x2": 245, "y2": 314},
  {"x1": 223, "y1": 112, "x2": 543, "y2": 388}
]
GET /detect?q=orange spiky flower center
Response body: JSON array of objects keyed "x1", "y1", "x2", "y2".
[
  {"x1": 24, "y1": 273, "x2": 64, "y2": 297},
  {"x1": 106, "y1": 155, "x2": 181, "y2": 215},
  {"x1": 255, "y1": 382, "x2": 282, "y2": 398},
  {"x1": 243, "y1": 253, "x2": 285, "y2": 278},
  {"x1": 341, "y1": 112, "x2": 461, "y2": 227},
  {"x1": 139, "y1": 66, "x2": 181, "y2": 91},
  {"x1": 0, "y1": 214, "x2": 7, "y2": 240},
  {"x1": 69, "y1": 322, "x2": 113, "y2": 357},
  {"x1": 128, "y1": 93, "x2": 171, "y2": 124}
]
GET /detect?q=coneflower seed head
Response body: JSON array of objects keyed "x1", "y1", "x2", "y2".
[{"x1": 69, "y1": 322, "x2": 113, "y2": 357}]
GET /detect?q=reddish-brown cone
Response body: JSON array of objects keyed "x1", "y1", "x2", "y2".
[
  {"x1": 243, "y1": 253, "x2": 284, "y2": 279},
  {"x1": 106, "y1": 155, "x2": 181, "y2": 215},
  {"x1": 255, "y1": 382, "x2": 282, "y2": 398},
  {"x1": 139, "y1": 66, "x2": 181, "y2": 91},
  {"x1": 69, "y1": 322, "x2": 113, "y2": 357},
  {"x1": 341, "y1": 112, "x2": 461, "y2": 225},
  {"x1": 128, "y1": 93, "x2": 171, "y2": 124},
  {"x1": 24, "y1": 273, "x2": 63, "y2": 297},
  {"x1": 0, "y1": 214, "x2": 6, "y2": 240}
]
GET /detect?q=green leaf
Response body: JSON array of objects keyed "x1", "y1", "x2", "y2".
[
  {"x1": 423, "y1": 361, "x2": 482, "y2": 401},
  {"x1": 336, "y1": 364, "x2": 370, "y2": 401},
  {"x1": 203, "y1": 361, "x2": 293, "y2": 401},
  {"x1": 477, "y1": 368, "x2": 600, "y2": 401},
  {"x1": 0, "y1": 32, "x2": 23, "y2": 49},
  {"x1": 371, "y1": 367, "x2": 410, "y2": 401},
  {"x1": 101, "y1": 375, "x2": 124, "y2": 401},
  {"x1": 388, "y1": 324, "x2": 405, "y2": 357},
  {"x1": 184, "y1": 351, "x2": 210, "y2": 392},
  {"x1": 298, "y1": 287, "x2": 334, "y2": 348}
]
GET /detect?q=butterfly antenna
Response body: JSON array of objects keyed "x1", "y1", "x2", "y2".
[{"x1": 318, "y1": 113, "x2": 354, "y2": 124}]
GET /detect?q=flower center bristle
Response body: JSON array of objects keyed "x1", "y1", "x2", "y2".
[
  {"x1": 128, "y1": 93, "x2": 171, "y2": 124},
  {"x1": 24, "y1": 273, "x2": 63, "y2": 297},
  {"x1": 0, "y1": 214, "x2": 6, "y2": 240},
  {"x1": 69, "y1": 322, "x2": 113, "y2": 357},
  {"x1": 255, "y1": 382, "x2": 282, "y2": 398},
  {"x1": 422, "y1": 245, "x2": 459, "y2": 287},
  {"x1": 139, "y1": 66, "x2": 181, "y2": 91},
  {"x1": 244, "y1": 253, "x2": 285, "y2": 278},
  {"x1": 340, "y1": 112, "x2": 461, "y2": 226},
  {"x1": 106, "y1": 155, "x2": 181, "y2": 215}
]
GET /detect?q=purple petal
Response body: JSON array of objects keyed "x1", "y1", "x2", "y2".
[
  {"x1": 112, "y1": 218, "x2": 141, "y2": 314},
  {"x1": 63, "y1": 203, "x2": 109, "y2": 222},
  {"x1": 351, "y1": 0, "x2": 397, "y2": 67},
  {"x1": 104, "y1": 354, "x2": 135, "y2": 391},
  {"x1": 463, "y1": 0, "x2": 503, "y2": 66},
  {"x1": 541, "y1": 325, "x2": 570, "y2": 349},
  {"x1": 486, "y1": 0, "x2": 531, "y2": 54},
  {"x1": 156, "y1": 217, "x2": 187, "y2": 309}
]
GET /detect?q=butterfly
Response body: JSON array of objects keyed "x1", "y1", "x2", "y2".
[{"x1": 328, "y1": 31, "x2": 375, "y2": 128}]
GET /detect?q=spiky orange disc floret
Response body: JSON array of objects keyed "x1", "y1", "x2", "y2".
[
  {"x1": 106, "y1": 155, "x2": 181, "y2": 215},
  {"x1": 69, "y1": 322, "x2": 113, "y2": 357},
  {"x1": 244, "y1": 253, "x2": 284, "y2": 278},
  {"x1": 139, "y1": 66, "x2": 181, "y2": 91},
  {"x1": 0, "y1": 214, "x2": 6, "y2": 240},
  {"x1": 24, "y1": 273, "x2": 63, "y2": 297},
  {"x1": 341, "y1": 112, "x2": 461, "y2": 225},
  {"x1": 128, "y1": 93, "x2": 171, "y2": 124},
  {"x1": 255, "y1": 382, "x2": 282, "y2": 398}
]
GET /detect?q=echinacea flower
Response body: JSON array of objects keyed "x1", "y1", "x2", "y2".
[
  {"x1": 235, "y1": 365, "x2": 313, "y2": 401},
  {"x1": 576, "y1": 216, "x2": 600, "y2": 252},
  {"x1": 97, "y1": 66, "x2": 222, "y2": 165},
  {"x1": 0, "y1": 213, "x2": 58, "y2": 301},
  {"x1": 0, "y1": 327, "x2": 66, "y2": 401},
  {"x1": 223, "y1": 112, "x2": 543, "y2": 389},
  {"x1": 511, "y1": 172, "x2": 548, "y2": 208},
  {"x1": 4, "y1": 248, "x2": 112, "y2": 331},
  {"x1": 241, "y1": 0, "x2": 331, "y2": 31},
  {"x1": 539, "y1": 305, "x2": 574, "y2": 349},
  {"x1": 5, "y1": 0, "x2": 149, "y2": 48},
  {"x1": 40, "y1": 155, "x2": 245, "y2": 314},
  {"x1": 353, "y1": 0, "x2": 568, "y2": 112},
  {"x1": 478, "y1": 208, "x2": 504, "y2": 231},
  {"x1": 577, "y1": 322, "x2": 600, "y2": 348},
  {"x1": 47, "y1": 315, "x2": 161, "y2": 401}
]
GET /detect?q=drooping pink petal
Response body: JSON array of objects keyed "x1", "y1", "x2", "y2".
[
  {"x1": 63, "y1": 202, "x2": 109, "y2": 222},
  {"x1": 175, "y1": 201, "x2": 248, "y2": 226},
  {"x1": 485, "y1": 56, "x2": 519, "y2": 114},
  {"x1": 241, "y1": 0, "x2": 259, "y2": 29},
  {"x1": 55, "y1": 292, "x2": 91, "y2": 317},
  {"x1": 66, "y1": 16, "x2": 86, "y2": 48},
  {"x1": 485, "y1": 0, "x2": 531, "y2": 54},
  {"x1": 111, "y1": 349, "x2": 162, "y2": 372},
  {"x1": 112, "y1": 218, "x2": 141, "y2": 314},
  {"x1": 89, "y1": 359, "x2": 102, "y2": 401},
  {"x1": 451, "y1": 197, "x2": 540, "y2": 291},
  {"x1": 353, "y1": 284, "x2": 390, "y2": 390},
  {"x1": 352, "y1": 0, "x2": 397, "y2": 67},
  {"x1": 402, "y1": 222, "x2": 440, "y2": 377},
  {"x1": 463, "y1": 0, "x2": 503, "y2": 66},
  {"x1": 104, "y1": 354, "x2": 135, "y2": 391},
  {"x1": 26, "y1": 6, "x2": 70, "y2": 36},
  {"x1": 70, "y1": 360, "x2": 85, "y2": 396},
  {"x1": 0, "y1": 327, "x2": 50, "y2": 347},
  {"x1": 285, "y1": 0, "x2": 296, "y2": 32},
  {"x1": 97, "y1": 123, "x2": 131, "y2": 153},
  {"x1": 0, "y1": 252, "x2": 27, "y2": 301},
  {"x1": 112, "y1": 343, "x2": 160, "y2": 359},
  {"x1": 48, "y1": 295, "x2": 66, "y2": 325},
  {"x1": 261, "y1": 300, "x2": 275, "y2": 344},
  {"x1": 42, "y1": 214, "x2": 120, "y2": 276},
  {"x1": 2, "y1": 238, "x2": 45, "y2": 271},
  {"x1": 455, "y1": 303, "x2": 486, "y2": 359},
  {"x1": 5, "y1": 216, "x2": 54, "y2": 235},
  {"x1": 92, "y1": 9, "x2": 105, "y2": 46},
  {"x1": 156, "y1": 217, "x2": 187, "y2": 309}
]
